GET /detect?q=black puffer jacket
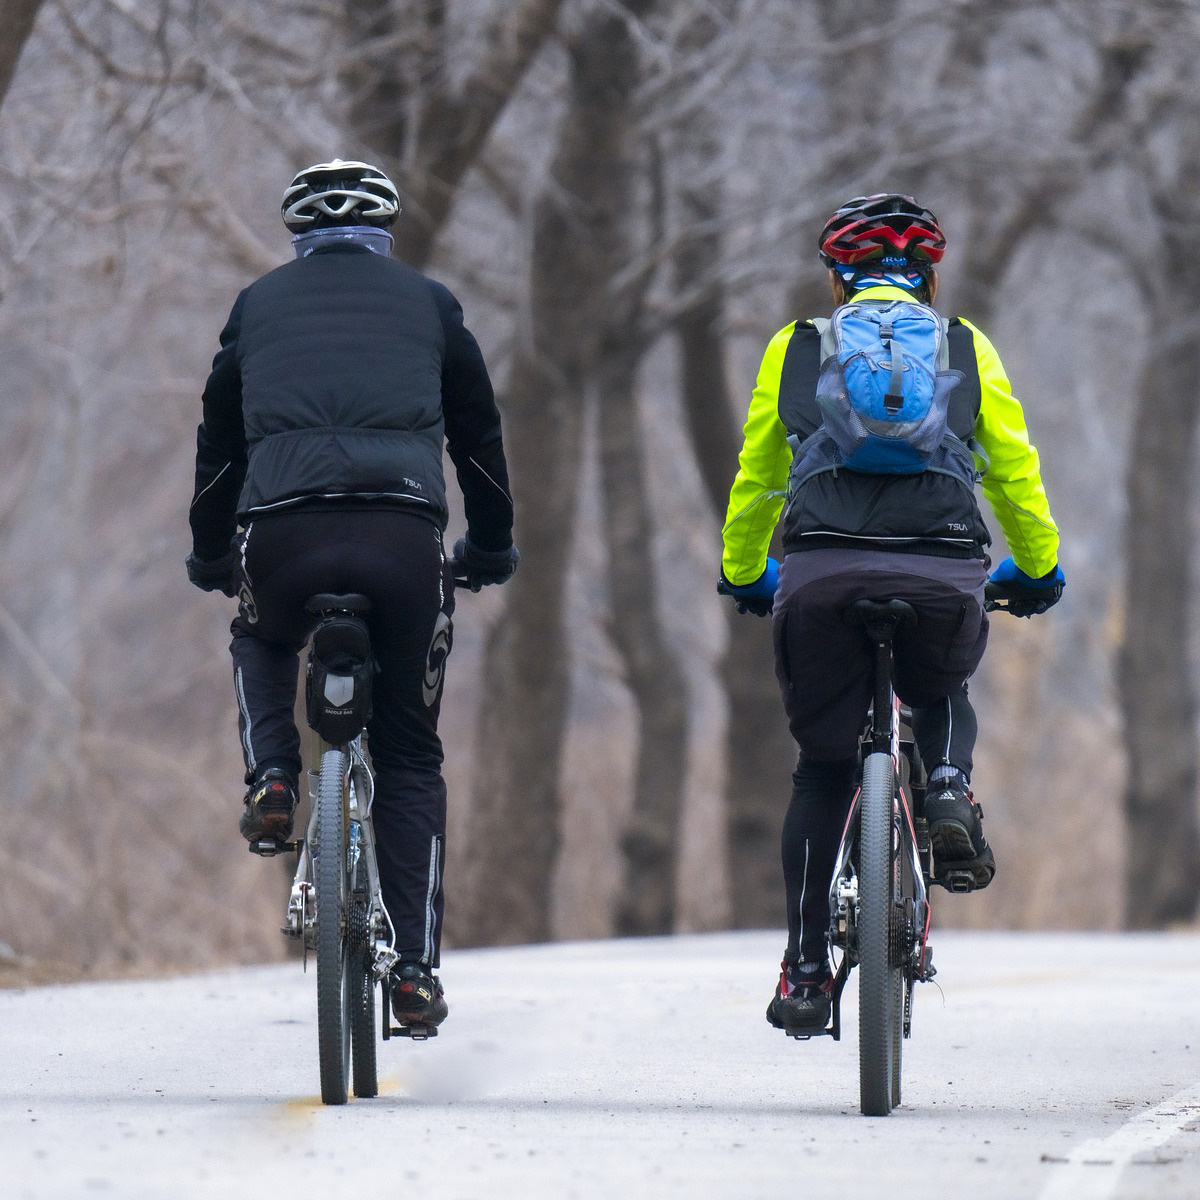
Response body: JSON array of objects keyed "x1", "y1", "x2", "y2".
[{"x1": 189, "y1": 244, "x2": 512, "y2": 559}]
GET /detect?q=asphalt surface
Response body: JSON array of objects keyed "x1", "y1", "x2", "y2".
[{"x1": 3, "y1": 930, "x2": 1199, "y2": 1199}]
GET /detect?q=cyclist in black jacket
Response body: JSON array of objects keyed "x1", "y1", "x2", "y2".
[{"x1": 186, "y1": 160, "x2": 518, "y2": 1029}]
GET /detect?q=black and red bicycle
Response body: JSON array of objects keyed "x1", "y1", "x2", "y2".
[
  {"x1": 790, "y1": 599, "x2": 937, "y2": 1117},
  {"x1": 790, "y1": 585, "x2": 1031, "y2": 1116}
]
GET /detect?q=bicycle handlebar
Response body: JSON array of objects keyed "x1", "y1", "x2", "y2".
[
  {"x1": 983, "y1": 580, "x2": 1060, "y2": 615},
  {"x1": 984, "y1": 581, "x2": 1019, "y2": 613}
]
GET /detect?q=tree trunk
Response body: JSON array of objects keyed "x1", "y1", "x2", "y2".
[
  {"x1": 599, "y1": 337, "x2": 689, "y2": 936},
  {"x1": 458, "y1": 1, "x2": 656, "y2": 945},
  {"x1": 1117, "y1": 287, "x2": 1200, "y2": 927},
  {"x1": 676, "y1": 288, "x2": 796, "y2": 927},
  {"x1": 457, "y1": 338, "x2": 584, "y2": 945},
  {"x1": 667, "y1": 8, "x2": 797, "y2": 928},
  {"x1": 0, "y1": 0, "x2": 43, "y2": 108}
]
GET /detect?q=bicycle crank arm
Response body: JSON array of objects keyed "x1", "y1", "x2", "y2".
[{"x1": 784, "y1": 958, "x2": 852, "y2": 1043}]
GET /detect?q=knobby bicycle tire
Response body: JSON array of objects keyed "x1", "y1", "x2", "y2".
[
  {"x1": 858, "y1": 751, "x2": 901, "y2": 1116},
  {"x1": 315, "y1": 748, "x2": 352, "y2": 1106},
  {"x1": 349, "y1": 867, "x2": 378, "y2": 1099}
]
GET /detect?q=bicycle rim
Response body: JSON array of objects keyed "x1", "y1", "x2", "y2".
[
  {"x1": 858, "y1": 751, "x2": 900, "y2": 1116},
  {"x1": 315, "y1": 748, "x2": 351, "y2": 1105},
  {"x1": 349, "y1": 844, "x2": 378, "y2": 1099}
]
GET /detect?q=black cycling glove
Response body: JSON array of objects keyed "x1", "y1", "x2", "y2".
[
  {"x1": 186, "y1": 551, "x2": 237, "y2": 598},
  {"x1": 451, "y1": 537, "x2": 520, "y2": 592}
]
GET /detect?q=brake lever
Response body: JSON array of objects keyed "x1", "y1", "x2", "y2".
[{"x1": 447, "y1": 559, "x2": 477, "y2": 591}]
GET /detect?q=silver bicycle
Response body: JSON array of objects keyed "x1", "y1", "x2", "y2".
[{"x1": 270, "y1": 593, "x2": 436, "y2": 1106}]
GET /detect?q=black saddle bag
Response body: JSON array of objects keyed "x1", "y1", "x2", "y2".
[{"x1": 305, "y1": 614, "x2": 374, "y2": 744}]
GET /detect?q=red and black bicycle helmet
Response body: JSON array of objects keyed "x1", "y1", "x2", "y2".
[{"x1": 818, "y1": 194, "x2": 946, "y2": 267}]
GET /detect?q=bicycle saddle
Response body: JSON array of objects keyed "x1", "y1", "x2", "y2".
[
  {"x1": 843, "y1": 598, "x2": 917, "y2": 632},
  {"x1": 304, "y1": 593, "x2": 373, "y2": 617}
]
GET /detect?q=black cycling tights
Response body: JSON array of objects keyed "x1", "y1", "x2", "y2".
[{"x1": 229, "y1": 506, "x2": 454, "y2": 966}]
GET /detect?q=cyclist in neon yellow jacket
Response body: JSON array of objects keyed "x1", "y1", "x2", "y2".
[{"x1": 718, "y1": 195, "x2": 1064, "y2": 1036}]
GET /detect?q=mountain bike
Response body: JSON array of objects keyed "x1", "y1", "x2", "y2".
[
  {"x1": 264, "y1": 593, "x2": 435, "y2": 1106},
  {"x1": 782, "y1": 598, "x2": 938, "y2": 1117},
  {"x1": 787, "y1": 589, "x2": 1028, "y2": 1116}
]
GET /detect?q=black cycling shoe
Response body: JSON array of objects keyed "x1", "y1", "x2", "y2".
[
  {"x1": 390, "y1": 963, "x2": 449, "y2": 1028},
  {"x1": 925, "y1": 779, "x2": 995, "y2": 891},
  {"x1": 766, "y1": 962, "x2": 832, "y2": 1035},
  {"x1": 239, "y1": 768, "x2": 298, "y2": 845}
]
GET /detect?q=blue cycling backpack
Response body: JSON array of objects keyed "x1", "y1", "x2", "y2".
[{"x1": 809, "y1": 299, "x2": 966, "y2": 475}]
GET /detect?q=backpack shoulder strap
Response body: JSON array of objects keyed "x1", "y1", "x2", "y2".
[
  {"x1": 914, "y1": 303, "x2": 952, "y2": 371},
  {"x1": 777, "y1": 321, "x2": 824, "y2": 438},
  {"x1": 812, "y1": 315, "x2": 835, "y2": 360},
  {"x1": 945, "y1": 317, "x2": 981, "y2": 440}
]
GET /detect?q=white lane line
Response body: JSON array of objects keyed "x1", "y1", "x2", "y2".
[{"x1": 1039, "y1": 1082, "x2": 1200, "y2": 1200}]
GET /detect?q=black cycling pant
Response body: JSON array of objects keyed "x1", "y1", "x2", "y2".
[
  {"x1": 772, "y1": 552, "x2": 988, "y2": 964},
  {"x1": 230, "y1": 507, "x2": 453, "y2": 966}
]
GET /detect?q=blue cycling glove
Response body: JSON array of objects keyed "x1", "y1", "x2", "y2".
[
  {"x1": 986, "y1": 557, "x2": 1065, "y2": 617},
  {"x1": 717, "y1": 557, "x2": 779, "y2": 618}
]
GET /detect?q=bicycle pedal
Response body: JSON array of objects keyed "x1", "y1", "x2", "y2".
[
  {"x1": 785, "y1": 1026, "x2": 833, "y2": 1041},
  {"x1": 248, "y1": 838, "x2": 299, "y2": 857},
  {"x1": 390, "y1": 1023, "x2": 439, "y2": 1041},
  {"x1": 934, "y1": 868, "x2": 977, "y2": 894}
]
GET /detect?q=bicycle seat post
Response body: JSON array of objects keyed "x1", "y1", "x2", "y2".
[{"x1": 844, "y1": 599, "x2": 917, "y2": 753}]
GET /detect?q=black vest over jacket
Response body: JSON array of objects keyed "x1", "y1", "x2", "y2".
[{"x1": 234, "y1": 249, "x2": 449, "y2": 522}]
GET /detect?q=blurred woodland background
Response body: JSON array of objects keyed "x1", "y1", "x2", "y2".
[{"x1": 1, "y1": 0, "x2": 1199, "y2": 980}]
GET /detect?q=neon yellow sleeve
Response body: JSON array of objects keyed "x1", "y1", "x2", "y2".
[
  {"x1": 720, "y1": 324, "x2": 795, "y2": 585},
  {"x1": 963, "y1": 318, "x2": 1060, "y2": 577}
]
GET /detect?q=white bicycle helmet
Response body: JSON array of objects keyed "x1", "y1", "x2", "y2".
[{"x1": 281, "y1": 159, "x2": 401, "y2": 231}]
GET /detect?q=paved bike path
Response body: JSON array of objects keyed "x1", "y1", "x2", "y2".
[{"x1": 2, "y1": 931, "x2": 1198, "y2": 1199}]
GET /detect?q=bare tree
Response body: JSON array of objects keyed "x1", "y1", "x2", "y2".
[
  {"x1": 342, "y1": 0, "x2": 566, "y2": 268},
  {"x1": 1118, "y1": 258, "x2": 1200, "y2": 926},
  {"x1": 459, "y1": 0, "x2": 666, "y2": 944},
  {"x1": 1112, "y1": 3, "x2": 1200, "y2": 926},
  {"x1": 598, "y1": 142, "x2": 688, "y2": 937},
  {"x1": 657, "y1": 3, "x2": 795, "y2": 927},
  {"x1": 930, "y1": 0, "x2": 1200, "y2": 926}
]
